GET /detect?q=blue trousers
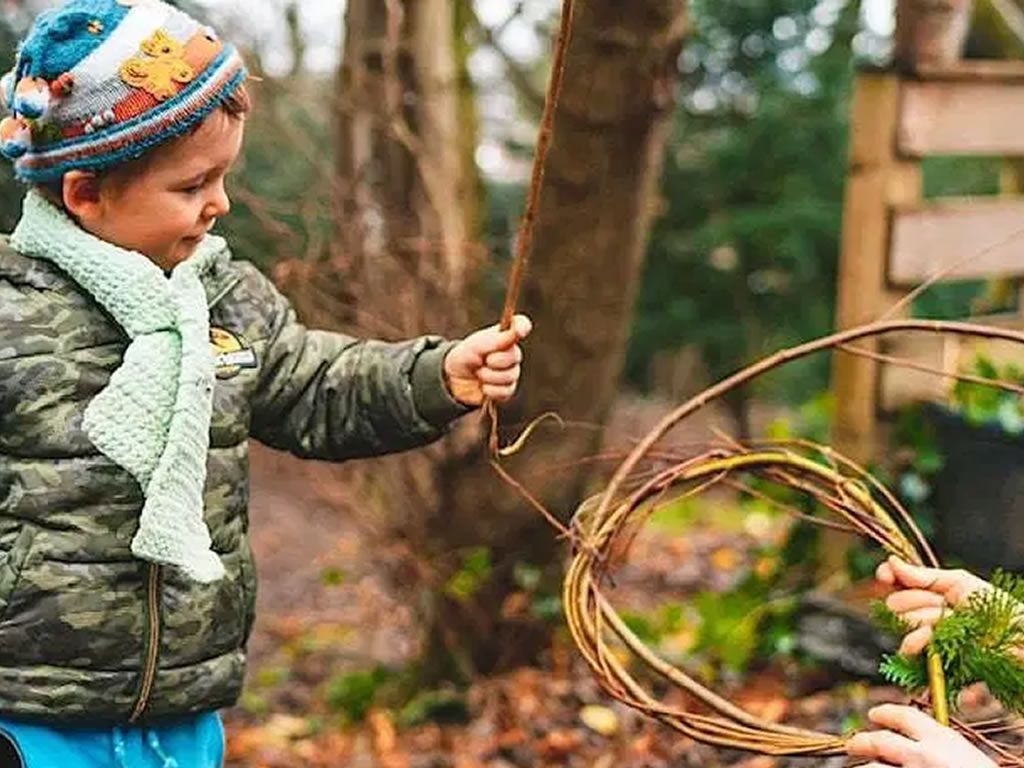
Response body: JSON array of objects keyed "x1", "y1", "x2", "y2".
[{"x1": 0, "y1": 713, "x2": 224, "y2": 768}]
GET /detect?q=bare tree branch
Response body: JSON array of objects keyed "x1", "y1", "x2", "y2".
[{"x1": 463, "y1": 2, "x2": 546, "y2": 114}]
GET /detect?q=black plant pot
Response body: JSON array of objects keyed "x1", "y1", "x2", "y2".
[{"x1": 924, "y1": 403, "x2": 1024, "y2": 573}]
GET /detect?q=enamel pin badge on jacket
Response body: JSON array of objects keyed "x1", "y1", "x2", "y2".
[{"x1": 210, "y1": 326, "x2": 257, "y2": 379}]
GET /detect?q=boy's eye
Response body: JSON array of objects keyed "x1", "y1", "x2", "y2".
[{"x1": 177, "y1": 176, "x2": 207, "y2": 194}]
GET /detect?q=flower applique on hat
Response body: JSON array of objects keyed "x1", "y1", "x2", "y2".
[{"x1": 0, "y1": 0, "x2": 247, "y2": 182}]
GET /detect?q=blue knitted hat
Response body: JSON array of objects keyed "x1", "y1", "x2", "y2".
[{"x1": 0, "y1": 0, "x2": 247, "y2": 183}]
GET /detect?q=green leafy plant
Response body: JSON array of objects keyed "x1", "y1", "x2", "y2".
[
  {"x1": 950, "y1": 354, "x2": 1024, "y2": 435},
  {"x1": 325, "y1": 666, "x2": 396, "y2": 722},
  {"x1": 398, "y1": 687, "x2": 470, "y2": 727},
  {"x1": 444, "y1": 547, "x2": 492, "y2": 603},
  {"x1": 873, "y1": 571, "x2": 1024, "y2": 713},
  {"x1": 693, "y1": 586, "x2": 799, "y2": 674}
]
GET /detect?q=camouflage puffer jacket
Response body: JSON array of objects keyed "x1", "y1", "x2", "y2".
[{"x1": 0, "y1": 235, "x2": 465, "y2": 724}]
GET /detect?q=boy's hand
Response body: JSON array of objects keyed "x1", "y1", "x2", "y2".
[
  {"x1": 877, "y1": 557, "x2": 991, "y2": 656},
  {"x1": 847, "y1": 705, "x2": 996, "y2": 767},
  {"x1": 444, "y1": 315, "x2": 532, "y2": 407}
]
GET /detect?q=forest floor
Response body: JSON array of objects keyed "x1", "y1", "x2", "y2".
[{"x1": 223, "y1": 396, "x2": 1020, "y2": 767}]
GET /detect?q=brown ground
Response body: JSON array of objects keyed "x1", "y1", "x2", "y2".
[{"x1": 223, "y1": 397, "x2": 1020, "y2": 767}]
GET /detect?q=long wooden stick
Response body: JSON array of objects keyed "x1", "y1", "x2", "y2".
[
  {"x1": 498, "y1": 0, "x2": 577, "y2": 330},
  {"x1": 487, "y1": 0, "x2": 577, "y2": 455}
]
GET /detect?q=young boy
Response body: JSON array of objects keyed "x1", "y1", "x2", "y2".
[
  {"x1": 0, "y1": 1, "x2": 530, "y2": 765},
  {"x1": 846, "y1": 557, "x2": 1002, "y2": 768}
]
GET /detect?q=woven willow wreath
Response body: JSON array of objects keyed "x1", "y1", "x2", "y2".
[{"x1": 559, "y1": 321, "x2": 1024, "y2": 762}]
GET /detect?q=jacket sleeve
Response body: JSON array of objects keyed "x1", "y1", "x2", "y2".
[{"x1": 247, "y1": 266, "x2": 472, "y2": 460}]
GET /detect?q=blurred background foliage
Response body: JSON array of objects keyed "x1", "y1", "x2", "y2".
[
  {"x1": 0, "y1": 1, "x2": 861, "y2": 405},
  {"x1": 2, "y1": 0, "x2": 1006, "y2": 414},
  {"x1": 4, "y1": 0, "x2": 1022, "y2": 386}
]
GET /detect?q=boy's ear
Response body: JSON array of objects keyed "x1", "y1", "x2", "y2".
[{"x1": 62, "y1": 170, "x2": 104, "y2": 220}]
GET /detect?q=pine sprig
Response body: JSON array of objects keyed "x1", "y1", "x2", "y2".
[
  {"x1": 873, "y1": 571, "x2": 1024, "y2": 714},
  {"x1": 873, "y1": 601, "x2": 932, "y2": 695},
  {"x1": 879, "y1": 652, "x2": 930, "y2": 692},
  {"x1": 871, "y1": 600, "x2": 914, "y2": 639}
]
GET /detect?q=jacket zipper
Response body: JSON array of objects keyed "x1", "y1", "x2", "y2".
[
  {"x1": 129, "y1": 564, "x2": 162, "y2": 723},
  {"x1": 127, "y1": 273, "x2": 242, "y2": 722}
]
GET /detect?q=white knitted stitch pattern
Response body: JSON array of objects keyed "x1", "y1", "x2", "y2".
[{"x1": 11, "y1": 191, "x2": 225, "y2": 582}]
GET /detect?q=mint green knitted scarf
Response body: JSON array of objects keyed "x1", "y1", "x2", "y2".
[{"x1": 11, "y1": 191, "x2": 225, "y2": 582}]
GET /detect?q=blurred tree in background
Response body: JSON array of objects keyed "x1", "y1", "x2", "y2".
[{"x1": 317, "y1": 0, "x2": 689, "y2": 683}]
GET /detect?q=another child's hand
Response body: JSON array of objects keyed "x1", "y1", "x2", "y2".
[
  {"x1": 847, "y1": 704, "x2": 996, "y2": 767},
  {"x1": 444, "y1": 315, "x2": 532, "y2": 407},
  {"x1": 877, "y1": 556, "x2": 991, "y2": 656}
]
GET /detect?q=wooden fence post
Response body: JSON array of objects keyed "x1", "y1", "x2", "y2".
[{"x1": 829, "y1": 61, "x2": 1024, "y2": 578}]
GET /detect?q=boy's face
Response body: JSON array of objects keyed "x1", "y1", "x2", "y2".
[{"x1": 78, "y1": 110, "x2": 245, "y2": 271}]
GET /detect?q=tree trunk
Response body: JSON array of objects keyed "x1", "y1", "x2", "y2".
[
  {"x1": 336, "y1": 0, "x2": 469, "y2": 332},
  {"x1": 421, "y1": 0, "x2": 688, "y2": 679},
  {"x1": 327, "y1": 0, "x2": 487, "y2": 688},
  {"x1": 453, "y1": 0, "x2": 485, "y2": 244},
  {"x1": 325, "y1": 0, "x2": 685, "y2": 684}
]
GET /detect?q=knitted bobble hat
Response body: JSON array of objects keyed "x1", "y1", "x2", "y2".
[{"x1": 0, "y1": 0, "x2": 247, "y2": 182}]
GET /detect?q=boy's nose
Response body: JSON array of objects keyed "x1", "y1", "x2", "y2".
[{"x1": 205, "y1": 188, "x2": 231, "y2": 219}]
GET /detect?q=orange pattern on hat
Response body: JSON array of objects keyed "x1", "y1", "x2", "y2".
[
  {"x1": 119, "y1": 29, "x2": 195, "y2": 101},
  {"x1": 60, "y1": 29, "x2": 225, "y2": 140}
]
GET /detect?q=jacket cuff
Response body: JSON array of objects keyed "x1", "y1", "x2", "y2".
[{"x1": 411, "y1": 340, "x2": 476, "y2": 428}]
